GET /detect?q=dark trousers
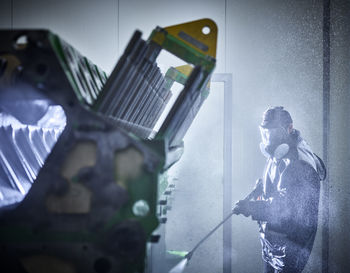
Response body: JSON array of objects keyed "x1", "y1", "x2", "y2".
[
  {"x1": 263, "y1": 261, "x2": 279, "y2": 273},
  {"x1": 263, "y1": 261, "x2": 304, "y2": 273}
]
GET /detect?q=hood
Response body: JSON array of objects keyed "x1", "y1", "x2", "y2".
[{"x1": 296, "y1": 138, "x2": 327, "y2": 181}]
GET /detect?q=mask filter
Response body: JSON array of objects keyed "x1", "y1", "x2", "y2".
[
  {"x1": 273, "y1": 143, "x2": 289, "y2": 160},
  {"x1": 259, "y1": 126, "x2": 289, "y2": 158}
]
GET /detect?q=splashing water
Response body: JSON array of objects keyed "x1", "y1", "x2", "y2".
[{"x1": 169, "y1": 258, "x2": 189, "y2": 273}]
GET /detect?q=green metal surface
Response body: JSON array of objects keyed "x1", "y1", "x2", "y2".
[
  {"x1": 148, "y1": 30, "x2": 215, "y2": 74},
  {"x1": 167, "y1": 250, "x2": 189, "y2": 258},
  {"x1": 49, "y1": 32, "x2": 106, "y2": 107}
]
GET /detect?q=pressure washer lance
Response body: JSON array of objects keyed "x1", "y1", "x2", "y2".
[{"x1": 169, "y1": 179, "x2": 263, "y2": 273}]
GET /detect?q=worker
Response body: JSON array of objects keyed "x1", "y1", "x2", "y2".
[{"x1": 233, "y1": 106, "x2": 326, "y2": 273}]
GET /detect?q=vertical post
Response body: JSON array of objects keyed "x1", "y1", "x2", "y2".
[
  {"x1": 11, "y1": 0, "x2": 13, "y2": 29},
  {"x1": 223, "y1": 74, "x2": 232, "y2": 273},
  {"x1": 212, "y1": 74, "x2": 233, "y2": 273},
  {"x1": 117, "y1": 0, "x2": 120, "y2": 57},
  {"x1": 322, "y1": 0, "x2": 330, "y2": 272}
]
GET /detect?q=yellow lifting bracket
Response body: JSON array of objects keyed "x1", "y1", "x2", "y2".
[
  {"x1": 149, "y1": 18, "x2": 218, "y2": 74},
  {"x1": 164, "y1": 18, "x2": 217, "y2": 59}
]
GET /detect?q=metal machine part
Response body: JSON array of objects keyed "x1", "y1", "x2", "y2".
[
  {"x1": 0, "y1": 18, "x2": 217, "y2": 273},
  {"x1": 0, "y1": 86, "x2": 66, "y2": 208}
]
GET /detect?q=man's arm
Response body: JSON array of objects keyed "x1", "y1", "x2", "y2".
[
  {"x1": 234, "y1": 160, "x2": 320, "y2": 235},
  {"x1": 232, "y1": 178, "x2": 263, "y2": 216},
  {"x1": 232, "y1": 159, "x2": 270, "y2": 215}
]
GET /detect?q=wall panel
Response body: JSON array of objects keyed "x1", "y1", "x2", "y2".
[
  {"x1": 13, "y1": 0, "x2": 118, "y2": 73},
  {"x1": 0, "y1": 0, "x2": 11, "y2": 28}
]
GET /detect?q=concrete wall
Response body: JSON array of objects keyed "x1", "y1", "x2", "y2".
[
  {"x1": 0, "y1": 0, "x2": 11, "y2": 28},
  {"x1": 329, "y1": 0, "x2": 350, "y2": 272},
  {"x1": 1, "y1": 0, "x2": 349, "y2": 272}
]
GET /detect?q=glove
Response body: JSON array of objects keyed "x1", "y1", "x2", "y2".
[{"x1": 232, "y1": 199, "x2": 251, "y2": 217}]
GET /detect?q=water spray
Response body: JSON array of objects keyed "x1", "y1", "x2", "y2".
[
  {"x1": 168, "y1": 210, "x2": 237, "y2": 273},
  {"x1": 168, "y1": 180, "x2": 262, "y2": 273}
]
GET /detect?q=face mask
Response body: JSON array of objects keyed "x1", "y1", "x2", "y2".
[{"x1": 259, "y1": 126, "x2": 289, "y2": 158}]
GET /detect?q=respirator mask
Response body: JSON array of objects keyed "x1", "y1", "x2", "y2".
[
  {"x1": 259, "y1": 125, "x2": 290, "y2": 159},
  {"x1": 259, "y1": 106, "x2": 293, "y2": 159}
]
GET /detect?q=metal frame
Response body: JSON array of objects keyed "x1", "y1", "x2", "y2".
[
  {"x1": 211, "y1": 73, "x2": 233, "y2": 273},
  {"x1": 146, "y1": 73, "x2": 233, "y2": 273}
]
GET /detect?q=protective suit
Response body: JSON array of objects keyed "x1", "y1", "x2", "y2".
[{"x1": 234, "y1": 107, "x2": 326, "y2": 273}]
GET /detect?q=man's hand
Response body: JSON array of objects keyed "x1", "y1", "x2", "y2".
[{"x1": 232, "y1": 200, "x2": 251, "y2": 217}]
